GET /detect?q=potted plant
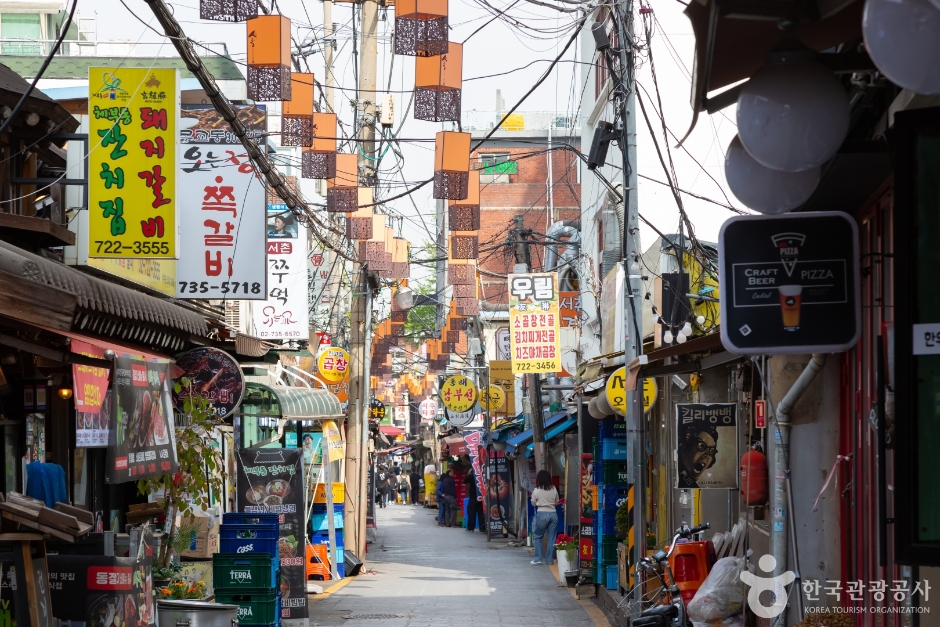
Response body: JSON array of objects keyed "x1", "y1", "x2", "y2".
[
  {"x1": 156, "y1": 579, "x2": 208, "y2": 600},
  {"x1": 554, "y1": 533, "x2": 578, "y2": 585}
]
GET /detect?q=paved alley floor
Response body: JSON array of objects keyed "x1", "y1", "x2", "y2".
[{"x1": 309, "y1": 502, "x2": 610, "y2": 627}]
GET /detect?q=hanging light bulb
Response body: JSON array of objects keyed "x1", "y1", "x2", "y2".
[
  {"x1": 681, "y1": 321, "x2": 693, "y2": 337},
  {"x1": 724, "y1": 135, "x2": 820, "y2": 214},
  {"x1": 663, "y1": 330, "x2": 674, "y2": 344},
  {"x1": 696, "y1": 315, "x2": 706, "y2": 326},
  {"x1": 630, "y1": 259, "x2": 641, "y2": 274},
  {"x1": 863, "y1": 0, "x2": 940, "y2": 95},
  {"x1": 676, "y1": 332, "x2": 687, "y2": 344},
  {"x1": 737, "y1": 54, "x2": 849, "y2": 172}
]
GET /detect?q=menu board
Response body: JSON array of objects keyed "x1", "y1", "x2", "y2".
[
  {"x1": 88, "y1": 67, "x2": 178, "y2": 258},
  {"x1": 487, "y1": 453, "x2": 513, "y2": 535},
  {"x1": 47, "y1": 556, "x2": 154, "y2": 626},
  {"x1": 106, "y1": 357, "x2": 178, "y2": 483}
]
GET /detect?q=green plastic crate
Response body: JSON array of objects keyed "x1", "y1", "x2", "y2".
[
  {"x1": 602, "y1": 461, "x2": 629, "y2": 485},
  {"x1": 213, "y1": 553, "x2": 278, "y2": 589},
  {"x1": 214, "y1": 587, "x2": 280, "y2": 626}
]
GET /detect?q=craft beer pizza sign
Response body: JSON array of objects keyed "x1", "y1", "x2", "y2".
[{"x1": 718, "y1": 212, "x2": 860, "y2": 354}]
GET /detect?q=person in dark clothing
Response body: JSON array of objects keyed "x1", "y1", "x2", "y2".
[
  {"x1": 409, "y1": 469, "x2": 421, "y2": 505},
  {"x1": 439, "y1": 469, "x2": 458, "y2": 527},
  {"x1": 375, "y1": 465, "x2": 388, "y2": 508},
  {"x1": 464, "y1": 469, "x2": 485, "y2": 532},
  {"x1": 392, "y1": 462, "x2": 401, "y2": 476}
]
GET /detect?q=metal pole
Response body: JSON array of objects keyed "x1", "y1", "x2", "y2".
[
  {"x1": 357, "y1": 0, "x2": 379, "y2": 185},
  {"x1": 323, "y1": 0, "x2": 336, "y2": 113}
]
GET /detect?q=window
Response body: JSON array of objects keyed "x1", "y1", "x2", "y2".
[
  {"x1": 1, "y1": 13, "x2": 42, "y2": 55},
  {"x1": 478, "y1": 153, "x2": 513, "y2": 184}
]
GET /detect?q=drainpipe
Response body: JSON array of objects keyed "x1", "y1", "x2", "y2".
[{"x1": 771, "y1": 353, "x2": 827, "y2": 625}]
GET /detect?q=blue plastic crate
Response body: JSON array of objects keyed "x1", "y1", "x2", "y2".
[
  {"x1": 605, "y1": 565, "x2": 618, "y2": 590},
  {"x1": 223, "y1": 513, "x2": 280, "y2": 527},
  {"x1": 310, "y1": 504, "x2": 344, "y2": 514},
  {"x1": 598, "y1": 510, "x2": 616, "y2": 535},
  {"x1": 337, "y1": 562, "x2": 345, "y2": 578},
  {"x1": 310, "y1": 529, "x2": 344, "y2": 548},
  {"x1": 220, "y1": 524, "x2": 279, "y2": 558},
  {"x1": 602, "y1": 485, "x2": 629, "y2": 511},
  {"x1": 310, "y1": 510, "x2": 345, "y2": 531},
  {"x1": 598, "y1": 421, "x2": 626, "y2": 441},
  {"x1": 602, "y1": 439, "x2": 627, "y2": 460}
]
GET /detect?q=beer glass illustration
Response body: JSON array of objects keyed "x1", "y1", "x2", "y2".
[{"x1": 778, "y1": 285, "x2": 802, "y2": 331}]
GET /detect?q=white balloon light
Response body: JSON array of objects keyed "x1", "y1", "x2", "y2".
[
  {"x1": 724, "y1": 135, "x2": 820, "y2": 214},
  {"x1": 863, "y1": 0, "x2": 940, "y2": 95},
  {"x1": 676, "y1": 332, "x2": 687, "y2": 344},
  {"x1": 737, "y1": 59, "x2": 850, "y2": 172},
  {"x1": 663, "y1": 330, "x2": 674, "y2": 344}
]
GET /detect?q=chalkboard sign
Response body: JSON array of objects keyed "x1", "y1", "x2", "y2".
[{"x1": 718, "y1": 212, "x2": 860, "y2": 354}]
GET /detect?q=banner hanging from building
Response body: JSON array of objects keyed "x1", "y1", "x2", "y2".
[
  {"x1": 88, "y1": 67, "x2": 179, "y2": 259},
  {"x1": 250, "y1": 204, "x2": 310, "y2": 340},
  {"x1": 71, "y1": 340, "x2": 109, "y2": 414},
  {"x1": 508, "y1": 272, "x2": 561, "y2": 374},
  {"x1": 487, "y1": 453, "x2": 513, "y2": 534},
  {"x1": 106, "y1": 357, "x2": 178, "y2": 483},
  {"x1": 674, "y1": 403, "x2": 738, "y2": 489},
  {"x1": 463, "y1": 431, "x2": 486, "y2": 501},
  {"x1": 309, "y1": 244, "x2": 333, "y2": 330},
  {"x1": 176, "y1": 105, "x2": 267, "y2": 299},
  {"x1": 77, "y1": 390, "x2": 112, "y2": 448}
]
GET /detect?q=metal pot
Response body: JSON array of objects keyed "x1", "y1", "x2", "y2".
[{"x1": 157, "y1": 600, "x2": 239, "y2": 627}]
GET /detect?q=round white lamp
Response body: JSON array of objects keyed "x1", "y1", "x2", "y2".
[
  {"x1": 863, "y1": 0, "x2": 940, "y2": 95},
  {"x1": 725, "y1": 135, "x2": 820, "y2": 213}
]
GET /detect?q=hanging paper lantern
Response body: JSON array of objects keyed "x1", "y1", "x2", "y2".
[
  {"x1": 449, "y1": 235, "x2": 478, "y2": 260},
  {"x1": 327, "y1": 153, "x2": 359, "y2": 212},
  {"x1": 447, "y1": 261, "x2": 475, "y2": 285},
  {"x1": 395, "y1": 0, "x2": 448, "y2": 57},
  {"x1": 448, "y1": 169, "x2": 480, "y2": 230},
  {"x1": 345, "y1": 189, "x2": 375, "y2": 240},
  {"x1": 281, "y1": 73, "x2": 314, "y2": 146},
  {"x1": 302, "y1": 112, "x2": 338, "y2": 179},
  {"x1": 391, "y1": 238, "x2": 410, "y2": 279},
  {"x1": 415, "y1": 42, "x2": 462, "y2": 122},
  {"x1": 433, "y1": 131, "x2": 470, "y2": 200},
  {"x1": 201, "y1": 0, "x2": 258, "y2": 21},
  {"x1": 246, "y1": 15, "x2": 292, "y2": 101}
]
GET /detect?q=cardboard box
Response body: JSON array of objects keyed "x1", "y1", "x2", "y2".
[
  {"x1": 179, "y1": 560, "x2": 214, "y2": 594},
  {"x1": 176, "y1": 513, "x2": 220, "y2": 559}
]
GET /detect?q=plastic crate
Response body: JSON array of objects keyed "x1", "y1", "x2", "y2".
[
  {"x1": 220, "y1": 524, "x2": 279, "y2": 558},
  {"x1": 214, "y1": 587, "x2": 280, "y2": 627},
  {"x1": 310, "y1": 510, "x2": 345, "y2": 531},
  {"x1": 310, "y1": 529, "x2": 344, "y2": 548},
  {"x1": 598, "y1": 510, "x2": 616, "y2": 536},
  {"x1": 598, "y1": 421, "x2": 626, "y2": 441},
  {"x1": 213, "y1": 553, "x2": 278, "y2": 589},
  {"x1": 602, "y1": 439, "x2": 627, "y2": 460},
  {"x1": 337, "y1": 562, "x2": 345, "y2": 578},
  {"x1": 602, "y1": 461, "x2": 629, "y2": 485},
  {"x1": 223, "y1": 513, "x2": 280, "y2": 527},
  {"x1": 600, "y1": 536, "x2": 618, "y2": 564},
  {"x1": 605, "y1": 565, "x2": 618, "y2": 590},
  {"x1": 602, "y1": 485, "x2": 629, "y2": 511}
]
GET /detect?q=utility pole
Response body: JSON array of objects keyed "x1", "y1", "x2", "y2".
[
  {"x1": 512, "y1": 216, "x2": 546, "y2": 468},
  {"x1": 323, "y1": 0, "x2": 336, "y2": 113},
  {"x1": 358, "y1": 0, "x2": 379, "y2": 185}
]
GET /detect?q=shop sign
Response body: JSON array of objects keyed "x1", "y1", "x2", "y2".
[
  {"x1": 463, "y1": 430, "x2": 486, "y2": 501},
  {"x1": 88, "y1": 67, "x2": 179, "y2": 259},
  {"x1": 488, "y1": 360, "x2": 515, "y2": 416},
  {"x1": 605, "y1": 367, "x2": 627, "y2": 416},
  {"x1": 47, "y1": 555, "x2": 153, "y2": 624},
  {"x1": 487, "y1": 453, "x2": 513, "y2": 534},
  {"x1": 718, "y1": 212, "x2": 860, "y2": 354},
  {"x1": 496, "y1": 327, "x2": 511, "y2": 360},
  {"x1": 580, "y1": 454, "x2": 593, "y2": 522},
  {"x1": 508, "y1": 272, "x2": 561, "y2": 374},
  {"x1": 77, "y1": 390, "x2": 112, "y2": 448},
  {"x1": 559, "y1": 291, "x2": 586, "y2": 327},
  {"x1": 419, "y1": 397, "x2": 437, "y2": 421},
  {"x1": 314, "y1": 372, "x2": 349, "y2": 414},
  {"x1": 176, "y1": 105, "x2": 267, "y2": 299},
  {"x1": 302, "y1": 432, "x2": 323, "y2": 466},
  {"x1": 317, "y1": 347, "x2": 350, "y2": 383},
  {"x1": 369, "y1": 398, "x2": 386, "y2": 423},
  {"x1": 71, "y1": 340, "x2": 109, "y2": 414},
  {"x1": 642, "y1": 377, "x2": 657, "y2": 414},
  {"x1": 440, "y1": 375, "x2": 477, "y2": 413},
  {"x1": 236, "y1": 448, "x2": 307, "y2": 620},
  {"x1": 480, "y1": 384, "x2": 505, "y2": 412},
  {"x1": 446, "y1": 403, "x2": 480, "y2": 429},
  {"x1": 674, "y1": 403, "x2": 738, "y2": 489},
  {"x1": 106, "y1": 357, "x2": 178, "y2": 484},
  {"x1": 309, "y1": 245, "x2": 333, "y2": 330},
  {"x1": 250, "y1": 204, "x2": 309, "y2": 340},
  {"x1": 172, "y1": 347, "x2": 245, "y2": 419},
  {"x1": 322, "y1": 420, "x2": 345, "y2": 462}
]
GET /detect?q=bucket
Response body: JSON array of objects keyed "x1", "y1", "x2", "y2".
[{"x1": 156, "y1": 600, "x2": 240, "y2": 627}]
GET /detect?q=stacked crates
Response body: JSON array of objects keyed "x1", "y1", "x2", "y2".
[
  {"x1": 308, "y1": 503, "x2": 345, "y2": 578},
  {"x1": 215, "y1": 513, "x2": 281, "y2": 627},
  {"x1": 593, "y1": 422, "x2": 627, "y2": 590}
]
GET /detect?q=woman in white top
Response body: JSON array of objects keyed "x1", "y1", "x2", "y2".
[{"x1": 530, "y1": 470, "x2": 559, "y2": 565}]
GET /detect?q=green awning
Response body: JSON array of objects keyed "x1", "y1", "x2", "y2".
[{"x1": 244, "y1": 382, "x2": 343, "y2": 420}]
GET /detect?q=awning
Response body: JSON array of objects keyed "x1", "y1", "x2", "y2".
[
  {"x1": 525, "y1": 418, "x2": 577, "y2": 457},
  {"x1": 376, "y1": 446, "x2": 412, "y2": 457},
  {"x1": 235, "y1": 333, "x2": 276, "y2": 358},
  {"x1": 244, "y1": 382, "x2": 343, "y2": 420},
  {"x1": 505, "y1": 411, "x2": 574, "y2": 455},
  {"x1": 39, "y1": 326, "x2": 172, "y2": 363},
  {"x1": 379, "y1": 425, "x2": 404, "y2": 437}
]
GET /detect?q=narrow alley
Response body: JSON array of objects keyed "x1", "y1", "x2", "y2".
[{"x1": 310, "y1": 504, "x2": 612, "y2": 627}]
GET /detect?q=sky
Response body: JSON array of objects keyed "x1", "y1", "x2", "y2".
[{"x1": 81, "y1": 0, "x2": 742, "y2": 257}]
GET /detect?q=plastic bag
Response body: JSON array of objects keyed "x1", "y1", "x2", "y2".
[
  {"x1": 687, "y1": 556, "x2": 746, "y2": 623},
  {"x1": 692, "y1": 614, "x2": 745, "y2": 627}
]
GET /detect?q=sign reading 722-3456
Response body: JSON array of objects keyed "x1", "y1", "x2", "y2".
[{"x1": 88, "y1": 67, "x2": 179, "y2": 258}]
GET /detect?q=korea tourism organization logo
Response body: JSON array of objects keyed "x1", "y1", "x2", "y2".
[{"x1": 740, "y1": 555, "x2": 795, "y2": 619}]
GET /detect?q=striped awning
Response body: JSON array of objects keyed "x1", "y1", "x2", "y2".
[{"x1": 246, "y1": 382, "x2": 343, "y2": 420}]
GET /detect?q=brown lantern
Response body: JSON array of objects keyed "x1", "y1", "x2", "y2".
[
  {"x1": 433, "y1": 131, "x2": 470, "y2": 200},
  {"x1": 327, "y1": 153, "x2": 359, "y2": 212},
  {"x1": 246, "y1": 15, "x2": 292, "y2": 101},
  {"x1": 449, "y1": 234, "x2": 478, "y2": 260},
  {"x1": 395, "y1": 0, "x2": 448, "y2": 57},
  {"x1": 391, "y1": 238, "x2": 410, "y2": 279},
  {"x1": 447, "y1": 261, "x2": 475, "y2": 285},
  {"x1": 447, "y1": 169, "x2": 480, "y2": 230},
  {"x1": 345, "y1": 189, "x2": 375, "y2": 240},
  {"x1": 200, "y1": 0, "x2": 257, "y2": 21},
  {"x1": 414, "y1": 42, "x2": 462, "y2": 122},
  {"x1": 281, "y1": 73, "x2": 314, "y2": 146},
  {"x1": 302, "y1": 112, "x2": 338, "y2": 179}
]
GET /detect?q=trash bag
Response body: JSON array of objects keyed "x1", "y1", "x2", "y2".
[
  {"x1": 692, "y1": 613, "x2": 745, "y2": 627},
  {"x1": 687, "y1": 556, "x2": 746, "y2": 623}
]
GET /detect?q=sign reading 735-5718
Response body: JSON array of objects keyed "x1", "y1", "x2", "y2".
[
  {"x1": 88, "y1": 67, "x2": 179, "y2": 258},
  {"x1": 508, "y1": 272, "x2": 561, "y2": 374}
]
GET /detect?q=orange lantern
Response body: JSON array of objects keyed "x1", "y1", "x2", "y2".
[
  {"x1": 282, "y1": 72, "x2": 314, "y2": 146},
  {"x1": 302, "y1": 112, "x2": 338, "y2": 179},
  {"x1": 433, "y1": 131, "x2": 470, "y2": 200},
  {"x1": 395, "y1": 0, "x2": 448, "y2": 57},
  {"x1": 415, "y1": 42, "x2": 462, "y2": 122},
  {"x1": 448, "y1": 169, "x2": 480, "y2": 230},
  {"x1": 345, "y1": 189, "x2": 375, "y2": 240},
  {"x1": 391, "y1": 238, "x2": 410, "y2": 279},
  {"x1": 327, "y1": 153, "x2": 359, "y2": 212},
  {"x1": 246, "y1": 15, "x2": 292, "y2": 101},
  {"x1": 201, "y1": 0, "x2": 257, "y2": 21}
]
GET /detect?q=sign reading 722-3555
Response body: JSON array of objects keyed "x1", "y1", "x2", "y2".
[{"x1": 88, "y1": 67, "x2": 179, "y2": 258}]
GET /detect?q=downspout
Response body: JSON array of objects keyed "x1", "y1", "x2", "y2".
[{"x1": 771, "y1": 353, "x2": 827, "y2": 625}]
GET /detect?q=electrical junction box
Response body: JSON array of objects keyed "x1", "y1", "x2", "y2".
[{"x1": 380, "y1": 93, "x2": 395, "y2": 127}]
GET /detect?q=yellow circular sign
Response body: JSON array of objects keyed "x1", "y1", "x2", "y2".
[
  {"x1": 317, "y1": 347, "x2": 350, "y2": 383},
  {"x1": 605, "y1": 367, "x2": 627, "y2": 416},
  {"x1": 642, "y1": 377, "x2": 657, "y2": 413},
  {"x1": 441, "y1": 375, "x2": 477, "y2": 413},
  {"x1": 481, "y1": 384, "x2": 506, "y2": 412}
]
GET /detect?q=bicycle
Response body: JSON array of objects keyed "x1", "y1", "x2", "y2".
[{"x1": 623, "y1": 522, "x2": 711, "y2": 627}]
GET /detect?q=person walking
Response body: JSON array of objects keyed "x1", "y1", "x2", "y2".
[
  {"x1": 436, "y1": 473, "x2": 446, "y2": 526},
  {"x1": 409, "y1": 469, "x2": 421, "y2": 505},
  {"x1": 530, "y1": 470, "x2": 559, "y2": 565},
  {"x1": 385, "y1": 472, "x2": 395, "y2": 506},
  {"x1": 439, "y1": 469, "x2": 458, "y2": 527},
  {"x1": 464, "y1": 469, "x2": 485, "y2": 532},
  {"x1": 398, "y1": 474, "x2": 410, "y2": 504},
  {"x1": 376, "y1": 465, "x2": 388, "y2": 509}
]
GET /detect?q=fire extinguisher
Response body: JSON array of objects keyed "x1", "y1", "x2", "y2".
[{"x1": 740, "y1": 446, "x2": 768, "y2": 506}]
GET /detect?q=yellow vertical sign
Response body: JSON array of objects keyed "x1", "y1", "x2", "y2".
[
  {"x1": 489, "y1": 360, "x2": 516, "y2": 417},
  {"x1": 88, "y1": 67, "x2": 178, "y2": 258},
  {"x1": 508, "y1": 272, "x2": 561, "y2": 374}
]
